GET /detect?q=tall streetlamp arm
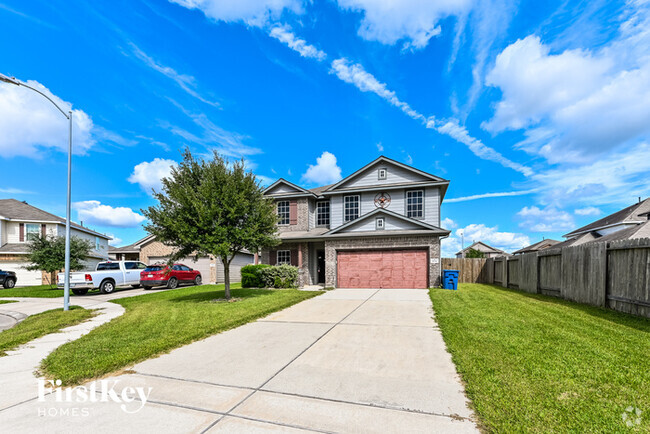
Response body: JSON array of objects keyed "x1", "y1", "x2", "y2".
[{"x1": 1, "y1": 76, "x2": 70, "y2": 119}]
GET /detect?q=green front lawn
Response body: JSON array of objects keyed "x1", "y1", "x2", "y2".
[
  {"x1": 41, "y1": 284, "x2": 321, "y2": 385},
  {"x1": 0, "y1": 306, "x2": 94, "y2": 356},
  {"x1": 430, "y1": 284, "x2": 650, "y2": 433},
  {"x1": 0, "y1": 300, "x2": 17, "y2": 304},
  {"x1": 0, "y1": 285, "x2": 62, "y2": 298}
]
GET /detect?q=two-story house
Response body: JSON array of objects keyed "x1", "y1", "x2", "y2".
[
  {"x1": 261, "y1": 156, "x2": 451, "y2": 288},
  {"x1": 0, "y1": 199, "x2": 111, "y2": 286}
]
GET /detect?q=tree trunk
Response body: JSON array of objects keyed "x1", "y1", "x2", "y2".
[{"x1": 223, "y1": 261, "x2": 231, "y2": 300}]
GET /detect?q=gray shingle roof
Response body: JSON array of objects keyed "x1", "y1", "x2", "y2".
[
  {"x1": 0, "y1": 243, "x2": 30, "y2": 254},
  {"x1": 0, "y1": 198, "x2": 109, "y2": 239},
  {"x1": 512, "y1": 239, "x2": 560, "y2": 255},
  {"x1": 564, "y1": 198, "x2": 650, "y2": 238}
]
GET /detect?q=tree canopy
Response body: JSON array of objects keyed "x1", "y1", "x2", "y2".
[
  {"x1": 465, "y1": 248, "x2": 485, "y2": 258},
  {"x1": 142, "y1": 149, "x2": 279, "y2": 299},
  {"x1": 26, "y1": 235, "x2": 93, "y2": 286}
]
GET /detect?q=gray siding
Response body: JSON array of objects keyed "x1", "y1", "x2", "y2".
[
  {"x1": 329, "y1": 186, "x2": 440, "y2": 231},
  {"x1": 343, "y1": 214, "x2": 424, "y2": 232},
  {"x1": 337, "y1": 162, "x2": 430, "y2": 189},
  {"x1": 267, "y1": 184, "x2": 299, "y2": 195}
]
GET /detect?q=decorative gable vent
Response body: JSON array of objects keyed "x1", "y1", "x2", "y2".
[{"x1": 378, "y1": 167, "x2": 387, "y2": 180}]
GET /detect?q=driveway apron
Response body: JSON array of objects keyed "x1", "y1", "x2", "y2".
[{"x1": 0, "y1": 288, "x2": 478, "y2": 433}]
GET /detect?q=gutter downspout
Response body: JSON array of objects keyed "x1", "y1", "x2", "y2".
[{"x1": 438, "y1": 233, "x2": 450, "y2": 288}]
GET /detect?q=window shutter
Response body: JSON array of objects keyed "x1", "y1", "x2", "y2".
[
  {"x1": 19, "y1": 223, "x2": 24, "y2": 242},
  {"x1": 41, "y1": 224, "x2": 47, "y2": 238},
  {"x1": 269, "y1": 250, "x2": 277, "y2": 265},
  {"x1": 291, "y1": 249, "x2": 299, "y2": 266},
  {"x1": 289, "y1": 200, "x2": 298, "y2": 225}
]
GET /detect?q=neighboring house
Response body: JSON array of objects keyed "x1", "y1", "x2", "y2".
[
  {"x1": 0, "y1": 199, "x2": 111, "y2": 286},
  {"x1": 109, "y1": 235, "x2": 253, "y2": 284},
  {"x1": 512, "y1": 239, "x2": 561, "y2": 255},
  {"x1": 455, "y1": 241, "x2": 510, "y2": 258},
  {"x1": 261, "y1": 156, "x2": 451, "y2": 288},
  {"x1": 555, "y1": 198, "x2": 650, "y2": 248}
]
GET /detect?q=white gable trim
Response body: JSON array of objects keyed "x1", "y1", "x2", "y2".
[
  {"x1": 264, "y1": 178, "x2": 316, "y2": 197},
  {"x1": 324, "y1": 156, "x2": 448, "y2": 193},
  {"x1": 326, "y1": 208, "x2": 449, "y2": 235}
]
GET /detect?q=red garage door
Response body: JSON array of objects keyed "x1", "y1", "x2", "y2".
[{"x1": 337, "y1": 250, "x2": 428, "y2": 289}]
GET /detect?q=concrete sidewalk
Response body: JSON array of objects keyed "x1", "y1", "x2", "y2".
[
  {"x1": 0, "y1": 297, "x2": 126, "y2": 411},
  {"x1": 0, "y1": 288, "x2": 478, "y2": 433}
]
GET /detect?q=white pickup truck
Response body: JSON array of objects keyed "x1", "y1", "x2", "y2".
[{"x1": 57, "y1": 261, "x2": 148, "y2": 295}]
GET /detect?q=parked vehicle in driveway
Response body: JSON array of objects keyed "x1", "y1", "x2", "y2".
[
  {"x1": 57, "y1": 261, "x2": 148, "y2": 295},
  {"x1": 140, "y1": 263, "x2": 202, "y2": 289},
  {"x1": 0, "y1": 270, "x2": 17, "y2": 289}
]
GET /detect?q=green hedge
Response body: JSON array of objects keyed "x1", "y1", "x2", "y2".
[
  {"x1": 241, "y1": 264, "x2": 298, "y2": 288},
  {"x1": 240, "y1": 264, "x2": 270, "y2": 288},
  {"x1": 260, "y1": 265, "x2": 298, "y2": 288}
]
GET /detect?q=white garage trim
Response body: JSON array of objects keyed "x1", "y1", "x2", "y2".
[{"x1": 0, "y1": 262, "x2": 42, "y2": 286}]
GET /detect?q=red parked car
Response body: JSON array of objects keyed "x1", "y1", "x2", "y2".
[{"x1": 140, "y1": 263, "x2": 202, "y2": 289}]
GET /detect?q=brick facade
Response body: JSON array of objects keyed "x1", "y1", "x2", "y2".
[
  {"x1": 262, "y1": 241, "x2": 313, "y2": 287},
  {"x1": 262, "y1": 235, "x2": 442, "y2": 288},
  {"x1": 139, "y1": 240, "x2": 176, "y2": 264},
  {"x1": 324, "y1": 235, "x2": 441, "y2": 288},
  {"x1": 276, "y1": 198, "x2": 309, "y2": 233}
]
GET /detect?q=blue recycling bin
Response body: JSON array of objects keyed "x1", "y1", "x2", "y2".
[{"x1": 442, "y1": 269, "x2": 459, "y2": 290}]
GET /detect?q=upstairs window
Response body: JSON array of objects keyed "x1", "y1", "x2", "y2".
[
  {"x1": 406, "y1": 190, "x2": 424, "y2": 219},
  {"x1": 277, "y1": 250, "x2": 291, "y2": 265},
  {"x1": 25, "y1": 223, "x2": 40, "y2": 241},
  {"x1": 344, "y1": 195, "x2": 360, "y2": 222},
  {"x1": 376, "y1": 217, "x2": 385, "y2": 230},
  {"x1": 277, "y1": 200, "x2": 290, "y2": 225},
  {"x1": 378, "y1": 168, "x2": 387, "y2": 180},
  {"x1": 316, "y1": 201, "x2": 330, "y2": 227},
  {"x1": 95, "y1": 237, "x2": 101, "y2": 251}
]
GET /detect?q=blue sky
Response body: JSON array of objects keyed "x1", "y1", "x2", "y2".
[{"x1": 1, "y1": 0, "x2": 649, "y2": 256}]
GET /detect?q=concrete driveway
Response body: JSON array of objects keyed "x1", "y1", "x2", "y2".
[{"x1": 0, "y1": 288, "x2": 478, "y2": 433}]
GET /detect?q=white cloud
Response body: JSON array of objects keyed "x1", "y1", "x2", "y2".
[
  {"x1": 301, "y1": 151, "x2": 342, "y2": 185},
  {"x1": 269, "y1": 25, "x2": 326, "y2": 61},
  {"x1": 445, "y1": 189, "x2": 536, "y2": 203},
  {"x1": 428, "y1": 118, "x2": 533, "y2": 176},
  {"x1": 165, "y1": 100, "x2": 261, "y2": 158},
  {"x1": 129, "y1": 43, "x2": 219, "y2": 107},
  {"x1": 0, "y1": 187, "x2": 34, "y2": 195},
  {"x1": 404, "y1": 154, "x2": 413, "y2": 165},
  {"x1": 169, "y1": 0, "x2": 303, "y2": 27},
  {"x1": 575, "y1": 207, "x2": 601, "y2": 216},
  {"x1": 330, "y1": 58, "x2": 425, "y2": 121},
  {"x1": 74, "y1": 201, "x2": 145, "y2": 228},
  {"x1": 128, "y1": 158, "x2": 177, "y2": 195},
  {"x1": 329, "y1": 57, "x2": 531, "y2": 176},
  {"x1": 516, "y1": 206, "x2": 575, "y2": 232},
  {"x1": 441, "y1": 217, "x2": 457, "y2": 229},
  {"x1": 0, "y1": 80, "x2": 95, "y2": 158},
  {"x1": 530, "y1": 142, "x2": 650, "y2": 206},
  {"x1": 336, "y1": 0, "x2": 473, "y2": 50},
  {"x1": 484, "y1": 3, "x2": 650, "y2": 163},
  {"x1": 106, "y1": 234, "x2": 123, "y2": 246},
  {"x1": 376, "y1": 142, "x2": 383, "y2": 152},
  {"x1": 441, "y1": 223, "x2": 529, "y2": 257}
]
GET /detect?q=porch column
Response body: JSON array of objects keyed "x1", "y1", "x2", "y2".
[{"x1": 298, "y1": 243, "x2": 303, "y2": 268}]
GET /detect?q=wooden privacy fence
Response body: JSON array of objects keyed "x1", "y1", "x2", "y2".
[
  {"x1": 441, "y1": 258, "x2": 489, "y2": 283},
  {"x1": 480, "y1": 238, "x2": 650, "y2": 318}
]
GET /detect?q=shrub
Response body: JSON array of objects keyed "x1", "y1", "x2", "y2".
[
  {"x1": 240, "y1": 264, "x2": 270, "y2": 288},
  {"x1": 259, "y1": 264, "x2": 298, "y2": 288}
]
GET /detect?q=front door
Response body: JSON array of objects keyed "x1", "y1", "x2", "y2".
[{"x1": 317, "y1": 250, "x2": 326, "y2": 284}]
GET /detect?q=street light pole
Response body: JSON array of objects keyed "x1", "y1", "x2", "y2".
[
  {"x1": 65, "y1": 111, "x2": 72, "y2": 311},
  {"x1": 0, "y1": 73, "x2": 73, "y2": 311}
]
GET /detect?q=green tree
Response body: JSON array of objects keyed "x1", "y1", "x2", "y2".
[
  {"x1": 465, "y1": 248, "x2": 485, "y2": 258},
  {"x1": 142, "y1": 149, "x2": 279, "y2": 299},
  {"x1": 26, "y1": 235, "x2": 93, "y2": 287}
]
